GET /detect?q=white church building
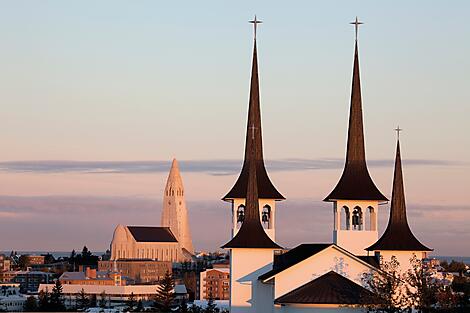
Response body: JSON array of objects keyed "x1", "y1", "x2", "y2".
[
  {"x1": 110, "y1": 159, "x2": 194, "y2": 262},
  {"x1": 222, "y1": 17, "x2": 432, "y2": 313}
]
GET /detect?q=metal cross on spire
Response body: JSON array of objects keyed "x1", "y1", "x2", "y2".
[
  {"x1": 350, "y1": 16, "x2": 363, "y2": 41},
  {"x1": 249, "y1": 15, "x2": 263, "y2": 40},
  {"x1": 249, "y1": 124, "x2": 257, "y2": 140},
  {"x1": 395, "y1": 125, "x2": 403, "y2": 140}
]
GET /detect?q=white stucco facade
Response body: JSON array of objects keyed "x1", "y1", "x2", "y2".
[
  {"x1": 229, "y1": 248, "x2": 277, "y2": 313},
  {"x1": 332, "y1": 200, "x2": 380, "y2": 256},
  {"x1": 262, "y1": 246, "x2": 376, "y2": 300},
  {"x1": 110, "y1": 224, "x2": 183, "y2": 262}
]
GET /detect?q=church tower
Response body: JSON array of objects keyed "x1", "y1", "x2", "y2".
[
  {"x1": 367, "y1": 132, "x2": 432, "y2": 268},
  {"x1": 222, "y1": 16, "x2": 284, "y2": 242},
  {"x1": 161, "y1": 158, "x2": 194, "y2": 255},
  {"x1": 222, "y1": 112, "x2": 282, "y2": 313},
  {"x1": 324, "y1": 18, "x2": 388, "y2": 256}
]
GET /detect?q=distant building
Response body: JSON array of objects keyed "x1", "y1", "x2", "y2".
[
  {"x1": 60, "y1": 267, "x2": 125, "y2": 286},
  {"x1": 0, "y1": 283, "x2": 26, "y2": 312},
  {"x1": 199, "y1": 263, "x2": 230, "y2": 300},
  {"x1": 99, "y1": 259, "x2": 171, "y2": 284},
  {"x1": 39, "y1": 283, "x2": 160, "y2": 308},
  {"x1": 109, "y1": 159, "x2": 194, "y2": 264},
  {"x1": 0, "y1": 270, "x2": 53, "y2": 293},
  {"x1": 0, "y1": 255, "x2": 10, "y2": 272},
  {"x1": 19, "y1": 255, "x2": 45, "y2": 268}
]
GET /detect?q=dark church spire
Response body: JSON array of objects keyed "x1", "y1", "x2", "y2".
[
  {"x1": 222, "y1": 135, "x2": 282, "y2": 249},
  {"x1": 367, "y1": 132, "x2": 432, "y2": 252},
  {"x1": 324, "y1": 18, "x2": 387, "y2": 202},
  {"x1": 223, "y1": 17, "x2": 284, "y2": 201}
]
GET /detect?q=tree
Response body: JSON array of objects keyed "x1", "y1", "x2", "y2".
[
  {"x1": 188, "y1": 304, "x2": 203, "y2": 313},
  {"x1": 135, "y1": 299, "x2": 144, "y2": 312},
  {"x1": 447, "y1": 261, "x2": 466, "y2": 275},
  {"x1": 404, "y1": 255, "x2": 440, "y2": 313},
  {"x1": 179, "y1": 298, "x2": 189, "y2": 313},
  {"x1": 126, "y1": 292, "x2": 137, "y2": 312},
  {"x1": 89, "y1": 294, "x2": 97, "y2": 307},
  {"x1": 205, "y1": 297, "x2": 219, "y2": 313},
  {"x1": 38, "y1": 288, "x2": 51, "y2": 311},
  {"x1": 50, "y1": 280, "x2": 66, "y2": 311},
  {"x1": 154, "y1": 271, "x2": 175, "y2": 312},
  {"x1": 76, "y1": 288, "x2": 90, "y2": 310},
  {"x1": 82, "y1": 246, "x2": 92, "y2": 258},
  {"x1": 205, "y1": 297, "x2": 218, "y2": 313},
  {"x1": 99, "y1": 291, "x2": 108, "y2": 308},
  {"x1": 361, "y1": 256, "x2": 409, "y2": 313},
  {"x1": 23, "y1": 296, "x2": 38, "y2": 312}
]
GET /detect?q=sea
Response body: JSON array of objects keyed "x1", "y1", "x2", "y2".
[{"x1": 1, "y1": 251, "x2": 470, "y2": 264}]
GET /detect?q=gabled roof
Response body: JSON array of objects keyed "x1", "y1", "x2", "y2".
[
  {"x1": 258, "y1": 244, "x2": 332, "y2": 281},
  {"x1": 367, "y1": 139, "x2": 432, "y2": 252},
  {"x1": 221, "y1": 130, "x2": 282, "y2": 250},
  {"x1": 324, "y1": 40, "x2": 387, "y2": 202},
  {"x1": 127, "y1": 226, "x2": 177, "y2": 243},
  {"x1": 223, "y1": 38, "x2": 284, "y2": 201},
  {"x1": 275, "y1": 271, "x2": 380, "y2": 305}
]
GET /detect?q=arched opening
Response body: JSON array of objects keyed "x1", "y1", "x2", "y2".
[
  {"x1": 236, "y1": 204, "x2": 245, "y2": 227},
  {"x1": 262, "y1": 205, "x2": 271, "y2": 229},
  {"x1": 366, "y1": 206, "x2": 376, "y2": 231},
  {"x1": 341, "y1": 206, "x2": 350, "y2": 230},
  {"x1": 352, "y1": 206, "x2": 363, "y2": 230}
]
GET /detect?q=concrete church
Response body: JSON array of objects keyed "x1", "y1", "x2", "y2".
[
  {"x1": 110, "y1": 159, "x2": 194, "y2": 262},
  {"x1": 222, "y1": 17, "x2": 432, "y2": 313}
]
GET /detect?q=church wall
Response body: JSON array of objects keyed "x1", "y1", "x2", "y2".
[
  {"x1": 333, "y1": 230, "x2": 378, "y2": 256},
  {"x1": 378, "y1": 250, "x2": 427, "y2": 272},
  {"x1": 272, "y1": 246, "x2": 374, "y2": 299},
  {"x1": 230, "y1": 248, "x2": 275, "y2": 313},
  {"x1": 333, "y1": 200, "x2": 379, "y2": 256},
  {"x1": 111, "y1": 240, "x2": 181, "y2": 262}
]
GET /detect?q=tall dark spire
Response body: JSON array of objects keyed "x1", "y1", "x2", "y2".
[
  {"x1": 367, "y1": 136, "x2": 432, "y2": 251},
  {"x1": 222, "y1": 136, "x2": 282, "y2": 249},
  {"x1": 324, "y1": 20, "x2": 387, "y2": 202},
  {"x1": 223, "y1": 18, "x2": 284, "y2": 201}
]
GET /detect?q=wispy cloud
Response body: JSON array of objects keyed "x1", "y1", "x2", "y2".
[
  {"x1": 0, "y1": 159, "x2": 463, "y2": 175},
  {"x1": 0, "y1": 195, "x2": 469, "y2": 256}
]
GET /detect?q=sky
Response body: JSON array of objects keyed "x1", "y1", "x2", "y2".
[{"x1": 0, "y1": 1, "x2": 469, "y2": 256}]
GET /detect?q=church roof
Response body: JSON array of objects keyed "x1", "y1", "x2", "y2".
[
  {"x1": 367, "y1": 139, "x2": 432, "y2": 252},
  {"x1": 222, "y1": 37, "x2": 284, "y2": 201},
  {"x1": 274, "y1": 271, "x2": 380, "y2": 305},
  {"x1": 222, "y1": 131, "x2": 282, "y2": 249},
  {"x1": 258, "y1": 244, "x2": 332, "y2": 280},
  {"x1": 127, "y1": 226, "x2": 178, "y2": 243},
  {"x1": 324, "y1": 39, "x2": 387, "y2": 202}
]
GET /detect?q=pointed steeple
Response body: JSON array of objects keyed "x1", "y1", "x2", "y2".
[
  {"x1": 324, "y1": 24, "x2": 387, "y2": 202},
  {"x1": 223, "y1": 22, "x2": 284, "y2": 201},
  {"x1": 367, "y1": 136, "x2": 431, "y2": 251},
  {"x1": 165, "y1": 158, "x2": 183, "y2": 192},
  {"x1": 161, "y1": 158, "x2": 194, "y2": 255},
  {"x1": 222, "y1": 136, "x2": 282, "y2": 249}
]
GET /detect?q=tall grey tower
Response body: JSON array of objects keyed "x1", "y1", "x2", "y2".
[{"x1": 161, "y1": 159, "x2": 194, "y2": 255}]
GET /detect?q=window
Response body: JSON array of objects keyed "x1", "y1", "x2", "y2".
[
  {"x1": 341, "y1": 206, "x2": 350, "y2": 230},
  {"x1": 262, "y1": 205, "x2": 271, "y2": 229},
  {"x1": 236, "y1": 205, "x2": 245, "y2": 226},
  {"x1": 352, "y1": 206, "x2": 363, "y2": 230}
]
